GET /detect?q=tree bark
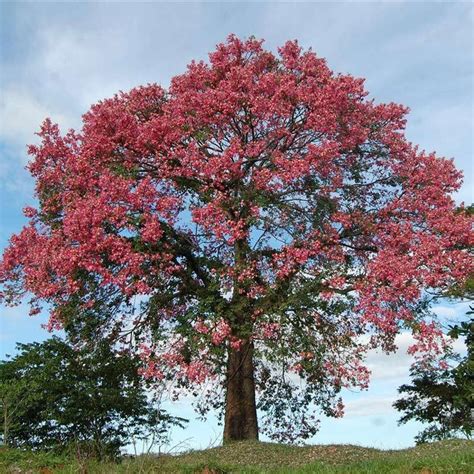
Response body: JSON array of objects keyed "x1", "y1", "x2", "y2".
[{"x1": 223, "y1": 340, "x2": 259, "y2": 443}]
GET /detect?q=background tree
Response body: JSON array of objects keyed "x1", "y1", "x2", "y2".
[
  {"x1": 394, "y1": 314, "x2": 473, "y2": 443},
  {"x1": 394, "y1": 273, "x2": 473, "y2": 444},
  {"x1": 0, "y1": 337, "x2": 186, "y2": 458},
  {"x1": 0, "y1": 36, "x2": 472, "y2": 443}
]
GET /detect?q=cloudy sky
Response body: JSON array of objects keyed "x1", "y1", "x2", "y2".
[{"x1": 0, "y1": 1, "x2": 472, "y2": 450}]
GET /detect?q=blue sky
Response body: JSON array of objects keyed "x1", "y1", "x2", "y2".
[{"x1": 0, "y1": 1, "x2": 472, "y2": 450}]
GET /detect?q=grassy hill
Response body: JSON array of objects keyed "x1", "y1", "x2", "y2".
[{"x1": 1, "y1": 439, "x2": 473, "y2": 473}]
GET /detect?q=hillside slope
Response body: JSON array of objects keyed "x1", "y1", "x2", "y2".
[{"x1": 1, "y1": 439, "x2": 472, "y2": 473}]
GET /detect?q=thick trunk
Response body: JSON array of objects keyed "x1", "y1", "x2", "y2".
[{"x1": 223, "y1": 340, "x2": 259, "y2": 443}]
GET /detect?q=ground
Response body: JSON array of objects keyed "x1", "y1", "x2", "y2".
[{"x1": 0, "y1": 439, "x2": 472, "y2": 473}]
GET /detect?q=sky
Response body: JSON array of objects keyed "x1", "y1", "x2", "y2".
[{"x1": 0, "y1": 1, "x2": 473, "y2": 451}]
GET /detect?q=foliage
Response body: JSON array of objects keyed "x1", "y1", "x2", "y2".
[
  {"x1": 0, "y1": 337, "x2": 186, "y2": 459},
  {"x1": 0, "y1": 35, "x2": 472, "y2": 441},
  {"x1": 394, "y1": 279, "x2": 473, "y2": 444},
  {"x1": 394, "y1": 363, "x2": 472, "y2": 443}
]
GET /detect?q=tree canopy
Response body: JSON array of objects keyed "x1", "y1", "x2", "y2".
[
  {"x1": 0, "y1": 337, "x2": 186, "y2": 458},
  {"x1": 394, "y1": 278, "x2": 473, "y2": 444},
  {"x1": 1, "y1": 35, "x2": 472, "y2": 442}
]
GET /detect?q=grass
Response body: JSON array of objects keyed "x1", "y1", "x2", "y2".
[{"x1": 0, "y1": 439, "x2": 472, "y2": 473}]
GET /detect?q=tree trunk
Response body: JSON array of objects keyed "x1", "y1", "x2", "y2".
[{"x1": 223, "y1": 340, "x2": 259, "y2": 443}]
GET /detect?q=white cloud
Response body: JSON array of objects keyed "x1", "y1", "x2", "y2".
[
  {"x1": 344, "y1": 396, "x2": 396, "y2": 418},
  {"x1": 364, "y1": 331, "x2": 466, "y2": 383},
  {"x1": 364, "y1": 333, "x2": 413, "y2": 382},
  {"x1": 432, "y1": 301, "x2": 472, "y2": 327},
  {"x1": 37, "y1": 27, "x2": 130, "y2": 110},
  {"x1": 431, "y1": 305, "x2": 457, "y2": 319},
  {"x1": 0, "y1": 86, "x2": 74, "y2": 157}
]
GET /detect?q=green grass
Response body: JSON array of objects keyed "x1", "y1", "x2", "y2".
[{"x1": 1, "y1": 439, "x2": 473, "y2": 473}]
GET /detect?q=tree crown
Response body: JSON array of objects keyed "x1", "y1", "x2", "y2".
[{"x1": 1, "y1": 35, "x2": 472, "y2": 441}]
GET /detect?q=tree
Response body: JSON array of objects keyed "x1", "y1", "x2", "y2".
[
  {"x1": 0, "y1": 337, "x2": 186, "y2": 458},
  {"x1": 394, "y1": 278, "x2": 473, "y2": 444},
  {"x1": 0, "y1": 36, "x2": 472, "y2": 443},
  {"x1": 393, "y1": 315, "x2": 473, "y2": 443}
]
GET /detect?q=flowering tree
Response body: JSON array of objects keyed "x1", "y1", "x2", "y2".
[{"x1": 1, "y1": 36, "x2": 472, "y2": 443}]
